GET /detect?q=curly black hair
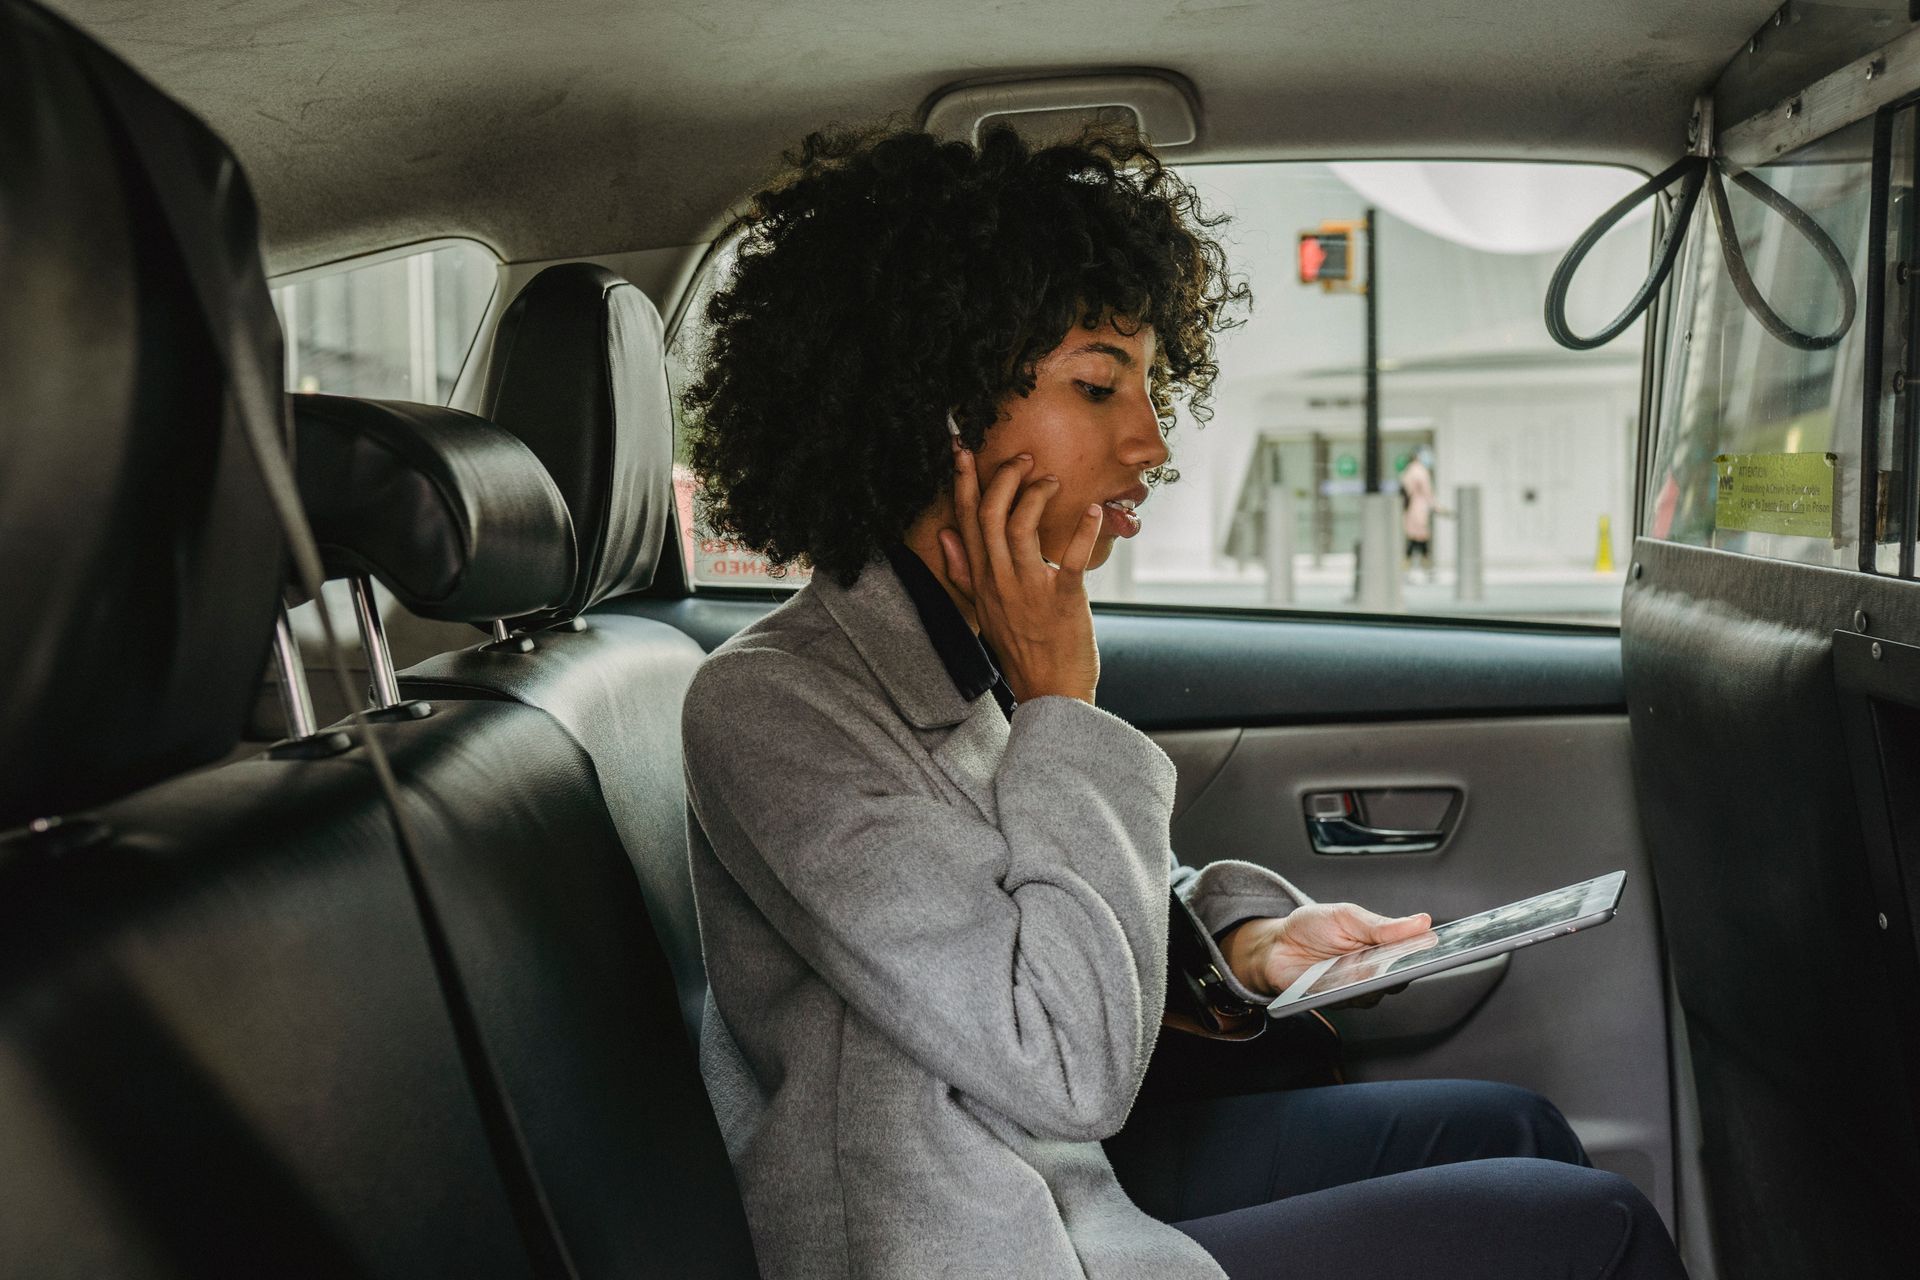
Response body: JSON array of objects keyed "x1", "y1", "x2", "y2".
[{"x1": 680, "y1": 121, "x2": 1249, "y2": 584}]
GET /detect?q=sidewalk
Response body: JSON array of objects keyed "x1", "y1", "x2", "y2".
[{"x1": 1096, "y1": 555, "x2": 1626, "y2": 625}]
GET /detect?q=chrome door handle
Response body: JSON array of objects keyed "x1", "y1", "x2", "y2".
[{"x1": 1304, "y1": 791, "x2": 1447, "y2": 854}]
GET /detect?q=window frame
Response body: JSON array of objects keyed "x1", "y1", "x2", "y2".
[{"x1": 267, "y1": 235, "x2": 502, "y2": 291}]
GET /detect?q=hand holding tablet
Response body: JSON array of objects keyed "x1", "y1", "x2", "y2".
[{"x1": 1267, "y1": 871, "x2": 1627, "y2": 1019}]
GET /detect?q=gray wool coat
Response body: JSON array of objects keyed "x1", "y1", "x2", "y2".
[{"x1": 682, "y1": 555, "x2": 1309, "y2": 1280}]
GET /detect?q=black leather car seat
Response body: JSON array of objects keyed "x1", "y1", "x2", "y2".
[
  {"x1": 393, "y1": 264, "x2": 715, "y2": 1043},
  {"x1": 0, "y1": 0, "x2": 281, "y2": 826},
  {"x1": 1, "y1": 4, "x2": 553, "y2": 1271},
  {"x1": 293, "y1": 394, "x2": 759, "y2": 1278},
  {"x1": 1, "y1": 5, "x2": 758, "y2": 1275}
]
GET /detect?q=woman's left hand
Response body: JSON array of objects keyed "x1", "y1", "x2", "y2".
[{"x1": 1218, "y1": 903, "x2": 1434, "y2": 1000}]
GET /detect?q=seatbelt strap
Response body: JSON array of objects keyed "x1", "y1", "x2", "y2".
[{"x1": 76, "y1": 45, "x2": 579, "y2": 1280}]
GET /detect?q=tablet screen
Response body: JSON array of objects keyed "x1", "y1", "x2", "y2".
[{"x1": 1284, "y1": 871, "x2": 1625, "y2": 1003}]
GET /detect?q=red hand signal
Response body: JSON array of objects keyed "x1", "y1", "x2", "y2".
[{"x1": 1299, "y1": 234, "x2": 1328, "y2": 283}]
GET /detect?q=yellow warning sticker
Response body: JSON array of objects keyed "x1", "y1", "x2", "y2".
[{"x1": 1713, "y1": 452, "x2": 1838, "y2": 539}]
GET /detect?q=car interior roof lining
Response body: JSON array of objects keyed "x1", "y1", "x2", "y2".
[{"x1": 42, "y1": 0, "x2": 1787, "y2": 274}]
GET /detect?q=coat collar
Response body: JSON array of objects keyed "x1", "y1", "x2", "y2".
[
  {"x1": 881, "y1": 543, "x2": 1006, "y2": 706},
  {"x1": 809, "y1": 553, "x2": 977, "y2": 730}
]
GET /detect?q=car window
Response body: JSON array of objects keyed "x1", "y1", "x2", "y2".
[
  {"x1": 665, "y1": 234, "x2": 817, "y2": 588},
  {"x1": 271, "y1": 239, "x2": 498, "y2": 406},
  {"x1": 666, "y1": 162, "x2": 1650, "y2": 622},
  {"x1": 1099, "y1": 160, "x2": 1648, "y2": 625}
]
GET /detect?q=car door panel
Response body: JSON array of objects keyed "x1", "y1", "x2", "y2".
[
  {"x1": 1156, "y1": 714, "x2": 1669, "y2": 1220},
  {"x1": 1159, "y1": 728, "x2": 1240, "y2": 822},
  {"x1": 614, "y1": 601, "x2": 1626, "y2": 719}
]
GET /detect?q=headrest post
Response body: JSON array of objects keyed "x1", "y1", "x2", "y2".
[
  {"x1": 271, "y1": 607, "x2": 317, "y2": 739},
  {"x1": 491, "y1": 620, "x2": 511, "y2": 643},
  {"x1": 348, "y1": 575, "x2": 402, "y2": 709}
]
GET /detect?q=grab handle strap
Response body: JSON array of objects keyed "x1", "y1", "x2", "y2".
[{"x1": 1545, "y1": 154, "x2": 1706, "y2": 351}]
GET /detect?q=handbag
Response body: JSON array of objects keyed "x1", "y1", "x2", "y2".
[{"x1": 1139, "y1": 891, "x2": 1344, "y2": 1105}]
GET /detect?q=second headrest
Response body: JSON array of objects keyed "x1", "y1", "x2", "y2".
[
  {"x1": 482, "y1": 262, "x2": 676, "y2": 624},
  {"x1": 294, "y1": 394, "x2": 578, "y2": 623}
]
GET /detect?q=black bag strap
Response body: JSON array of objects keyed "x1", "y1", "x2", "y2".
[
  {"x1": 74, "y1": 40, "x2": 579, "y2": 1280},
  {"x1": 1165, "y1": 891, "x2": 1264, "y2": 1039}
]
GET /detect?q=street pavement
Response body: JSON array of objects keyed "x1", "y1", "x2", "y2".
[{"x1": 1093, "y1": 557, "x2": 1625, "y2": 626}]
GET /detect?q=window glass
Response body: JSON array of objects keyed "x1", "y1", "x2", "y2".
[
  {"x1": 271, "y1": 240, "x2": 497, "y2": 406},
  {"x1": 1102, "y1": 160, "x2": 1647, "y2": 625},
  {"x1": 667, "y1": 162, "x2": 1649, "y2": 621},
  {"x1": 1646, "y1": 119, "x2": 1874, "y2": 569},
  {"x1": 666, "y1": 236, "x2": 816, "y2": 588}
]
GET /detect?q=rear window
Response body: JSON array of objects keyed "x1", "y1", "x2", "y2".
[
  {"x1": 1099, "y1": 159, "x2": 1647, "y2": 625},
  {"x1": 271, "y1": 239, "x2": 498, "y2": 406}
]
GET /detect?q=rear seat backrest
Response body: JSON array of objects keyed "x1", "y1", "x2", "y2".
[
  {"x1": 1, "y1": 7, "x2": 757, "y2": 1276},
  {"x1": 392, "y1": 265, "x2": 714, "y2": 1042},
  {"x1": 293, "y1": 394, "x2": 760, "y2": 1277},
  {"x1": 0, "y1": 6, "x2": 541, "y2": 1273}
]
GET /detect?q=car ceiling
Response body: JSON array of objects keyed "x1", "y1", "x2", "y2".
[{"x1": 49, "y1": 0, "x2": 1783, "y2": 276}]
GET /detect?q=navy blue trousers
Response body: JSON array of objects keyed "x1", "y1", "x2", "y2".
[{"x1": 1104, "y1": 1080, "x2": 1687, "y2": 1279}]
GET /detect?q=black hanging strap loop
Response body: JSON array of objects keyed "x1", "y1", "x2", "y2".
[
  {"x1": 1705, "y1": 162, "x2": 1857, "y2": 351},
  {"x1": 1545, "y1": 154, "x2": 1707, "y2": 351},
  {"x1": 1547, "y1": 149, "x2": 1860, "y2": 354}
]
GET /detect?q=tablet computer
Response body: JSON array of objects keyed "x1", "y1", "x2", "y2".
[{"x1": 1266, "y1": 870, "x2": 1627, "y2": 1018}]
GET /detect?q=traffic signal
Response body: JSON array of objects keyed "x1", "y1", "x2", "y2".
[
  {"x1": 1298, "y1": 220, "x2": 1365, "y2": 293},
  {"x1": 1298, "y1": 230, "x2": 1349, "y2": 284}
]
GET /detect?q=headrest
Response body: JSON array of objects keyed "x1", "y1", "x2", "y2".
[
  {"x1": 481, "y1": 263, "x2": 676, "y2": 623},
  {"x1": 294, "y1": 395, "x2": 578, "y2": 623},
  {"x1": 0, "y1": 0, "x2": 286, "y2": 830}
]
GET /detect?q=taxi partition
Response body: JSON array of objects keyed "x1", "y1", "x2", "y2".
[{"x1": 1621, "y1": 12, "x2": 1920, "y2": 1278}]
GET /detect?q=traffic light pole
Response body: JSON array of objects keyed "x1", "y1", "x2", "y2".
[
  {"x1": 1297, "y1": 208, "x2": 1399, "y2": 609},
  {"x1": 1364, "y1": 206, "x2": 1380, "y2": 493},
  {"x1": 1354, "y1": 207, "x2": 1401, "y2": 610}
]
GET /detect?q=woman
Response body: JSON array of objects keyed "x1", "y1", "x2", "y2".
[
  {"x1": 1401, "y1": 446, "x2": 1437, "y2": 576},
  {"x1": 679, "y1": 125, "x2": 1684, "y2": 1280}
]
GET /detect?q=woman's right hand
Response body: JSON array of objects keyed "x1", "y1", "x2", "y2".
[{"x1": 937, "y1": 445, "x2": 1105, "y2": 706}]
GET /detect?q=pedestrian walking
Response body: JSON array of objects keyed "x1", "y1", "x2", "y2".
[{"x1": 1401, "y1": 446, "x2": 1437, "y2": 579}]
